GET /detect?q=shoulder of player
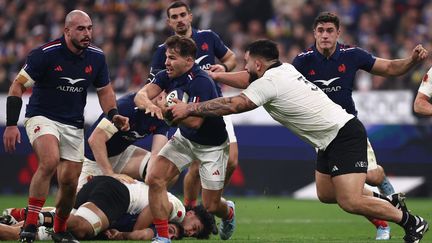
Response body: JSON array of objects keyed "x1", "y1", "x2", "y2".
[
  {"x1": 195, "y1": 29, "x2": 218, "y2": 38},
  {"x1": 338, "y1": 44, "x2": 364, "y2": 54},
  {"x1": 87, "y1": 44, "x2": 105, "y2": 56}
]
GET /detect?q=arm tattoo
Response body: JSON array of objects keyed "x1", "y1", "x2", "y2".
[{"x1": 188, "y1": 94, "x2": 257, "y2": 117}]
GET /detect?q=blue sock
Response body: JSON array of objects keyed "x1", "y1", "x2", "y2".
[{"x1": 378, "y1": 176, "x2": 395, "y2": 196}]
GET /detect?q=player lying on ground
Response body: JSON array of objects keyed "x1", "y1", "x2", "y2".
[{"x1": 0, "y1": 176, "x2": 215, "y2": 241}]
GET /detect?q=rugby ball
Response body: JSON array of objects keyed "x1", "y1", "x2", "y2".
[
  {"x1": 166, "y1": 89, "x2": 189, "y2": 107},
  {"x1": 165, "y1": 89, "x2": 189, "y2": 126}
]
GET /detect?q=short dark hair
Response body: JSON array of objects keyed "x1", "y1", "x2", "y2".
[
  {"x1": 190, "y1": 205, "x2": 215, "y2": 239},
  {"x1": 165, "y1": 35, "x2": 197, "y2": 59},
  {"x1": 313, "y1": 12, "x2": 340, "y2": 30},
  {"x1": 166, "y1": 1, "x2": 191, "y2": 18},
  {"x1": 246, "y1": 39, "x2": 279, "y2": 61}
]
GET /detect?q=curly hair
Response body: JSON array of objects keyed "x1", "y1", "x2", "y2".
[{"x1": 189, "y1": 204, "x2": 216, "y2": 239}]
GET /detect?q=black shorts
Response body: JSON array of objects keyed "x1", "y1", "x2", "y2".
[
  {"x1": 316, "y1": 118, "x2": 368, "y2": 177},
  {"x1": 75, "y1": 176, "x2": 130, "y2": 226}
]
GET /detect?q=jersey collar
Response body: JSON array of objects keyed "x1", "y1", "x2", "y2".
[
  {"x1": 60, "y1": 36, "x2": 87, "y2": 60},
  {"x1": 312, "y1": 42, "x2": 341, "y2": 61}
]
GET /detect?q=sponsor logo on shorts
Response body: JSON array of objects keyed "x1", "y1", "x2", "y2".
[
  {"x1": 355, "y1": 161, "x2": 367, "y2": 168},
  {"x1": 331, "y1": 165, "x2": 339, "y2": 172},
  {"x1": 212, "y1": 170, "x2": 220, "y2": 176},
  {"x1": 34, "y1": 126, "x2": 41, "y2": 133}
]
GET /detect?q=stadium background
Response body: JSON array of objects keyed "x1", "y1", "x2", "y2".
[{"x1": 0, "y1": 0, "x2": 432, "y2": 199}]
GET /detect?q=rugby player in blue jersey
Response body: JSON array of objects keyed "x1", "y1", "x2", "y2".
[
  {"x1": 292, "y1": 12, "x2": 428, "y2": 240},
  {"x1": 3, "y1": 10, "x2": 129, "y2": 243},
  {"x1": 77, "y1": 92, "x2": 170, "y2": 191},
  {"x1": 170, "y1": 39, "x2": 429, "y2": 243},
  {"x1": 149, "y1": 1, "x2": 239, "y2": 209},
  {"x1": 135, "y1": 35, "x2": 235, "y2": 243}
]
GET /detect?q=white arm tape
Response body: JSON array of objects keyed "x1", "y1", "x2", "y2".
[
  {"x1": 74, "y1": 206, "x2": 103, "y2": 236},
  {"x1": 18, "y1": 69, "x2": 35, "y2": 88},
  {"x1": 96, "y1": 118, "x2": 119, "y2": 139},
  {"x1": 168, "y1": 193, "x2": 186, "y2": 223}
]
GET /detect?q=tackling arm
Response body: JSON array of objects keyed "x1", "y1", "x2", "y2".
[
  {"x1": 169, "y1": 93, "x2": 257, "y2": 121},
  {"x1": 134, "y1": 83, "x2": 163, "y2": 119},
  {"x1": 97, "y1": 84, "x2": 129, "y2": 131}
]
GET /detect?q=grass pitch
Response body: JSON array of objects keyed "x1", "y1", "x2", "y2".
[{"x1": 0, "y1": 196, "x2": 430, "y2": 242}]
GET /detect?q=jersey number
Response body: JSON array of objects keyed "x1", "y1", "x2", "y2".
[{"x1": 297, "y1": 76, "x2": 319, "y2": 91}]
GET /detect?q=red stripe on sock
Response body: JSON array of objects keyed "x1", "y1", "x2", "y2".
[
  {"x1": 370, "y1": 218, "x2": 389, "y2": 228},
  {"x1": 226, "y1": 207, "x2": 234, "y2": 221},
  {"x1": 25, "y1": 197, "x2": 45, "y2": 226},
  {"x1": 154, "y1": 218, "x2": 169, "y2": 238}
]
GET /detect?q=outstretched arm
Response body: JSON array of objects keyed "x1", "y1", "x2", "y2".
[
  {"x1": 169, "y1": 93, "x2": 258, "y2": 121},
  {"x1": 371, "y1": 44, "x2": 428, "y2": 77},
  {"x1": 207, "y1": 70, "x2": 250, "y2": 89}
]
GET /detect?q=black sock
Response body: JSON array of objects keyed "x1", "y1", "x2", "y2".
[
  {"x1": 397, "y1": 211, "x2": 416, "y2": 229},
  {"x1": 373, "y1": 192, "x2": 390, "y2": 202}
]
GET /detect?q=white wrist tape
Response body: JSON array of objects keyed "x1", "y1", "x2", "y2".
[{"x1": 96, "y1": 118, "x2": 118, "y2": 139}]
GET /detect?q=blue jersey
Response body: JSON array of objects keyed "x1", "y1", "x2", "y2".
[
  {"x1": 292, "y1": 43, "x2": 376, "y2": 116},
  {"x1": 149, "y1": 29, "x2": 229, "y2": 96},
  {"x1": 84, "y1": 92, "x2": 169, "y2": 160},
  {"x1": 24, "y1": 36, "x2": 110, "y2": 128},
  {"x1": 153, "y1": 65, "x2": 227, "y2": 146}
]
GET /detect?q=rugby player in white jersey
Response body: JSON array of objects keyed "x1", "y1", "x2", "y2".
[{"x1": 169, "y1": 39, "x2": 429, "y2": 243}]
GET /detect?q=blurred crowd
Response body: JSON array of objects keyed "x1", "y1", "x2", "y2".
[{"x1": 0, "y1": 0, "x2": 432, "y2": 93}]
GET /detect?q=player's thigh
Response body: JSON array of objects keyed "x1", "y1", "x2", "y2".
[
  {"x1": 57, "y1": 122, "x2": 84, "y2": 163},
  {"x1": 118, "y1": 146, "x2": 150, "y2": 179},
  {"x1": 57, "y1": 160, "x2": 82, "y2": 184},
  {"x1": 185, "y1": 160, "x2": 200, "y2": 178},
  {"x1": 25, "y1": 116, "x2": 61, "y2": 166},
  {"x1": 315, "y1": 170, "x2": 336, "y2": 203},
  {"x1": 196, "y1": 143, "x2": 229, "y2": 191},
  {"x1": 332, "y1": 173, "x2": 367, "y2": 205},
  {"x1": 78, "y1": 158, "x2": 103, "y2": 191},
  {"x1": 154, "y1": 133, "x2": 194, "y2": 181}
]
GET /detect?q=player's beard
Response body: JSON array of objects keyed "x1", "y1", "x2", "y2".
[
  {"x1": 248, "y1": 71, "x2": 259, "y2": 83},
  {"x1": 72, "y1": 37, "x2": 90, "y2": 50}
]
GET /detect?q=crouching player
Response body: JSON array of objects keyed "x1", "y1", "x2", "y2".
[{"x1": 77, "y1": 92, "x2": 170, "y2": 191}]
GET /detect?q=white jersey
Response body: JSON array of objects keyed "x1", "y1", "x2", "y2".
[
  {"x1": 242, "y1": 63, "x2": 354, "y2": 150},
  {"x1": 418, "y1": 67, "x2": 432, "y2": 97},
  {"x1": 124, "y1": 180, "x2": 185, "y2": 223}
]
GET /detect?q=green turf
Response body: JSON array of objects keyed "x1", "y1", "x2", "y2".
[{"x1": 0, "y1": 196, "x2": 430, "y2": 242}]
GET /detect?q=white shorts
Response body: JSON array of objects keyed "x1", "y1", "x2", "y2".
[
  {"x1": 24, "y1": 116, "x2": 84, "y2": 163},
  {"x1": 158, "y1": 131, "x2": 229, "y2": 190},
  {"x1": 77, "y1": 145, "x2": 149, "y2": 190},
  {"x1": 223, "y1": 115, "x2": 237, "y2": 143},
  {"x1": 366, "y1": 139, "x2": 378, "y2": 171}
]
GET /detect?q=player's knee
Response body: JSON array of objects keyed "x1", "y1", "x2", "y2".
[
  {"x1": 37, "y1": 160, "x2": 58, "y2": 177},
  {"x1": 145, "y1": 173, "x2": 167, "y2": 188},
  {"x1": 337, "y1": 197, "x2": 362, "y2": 214},
  {"x1": 366, "y1": 166, "x2": 385, "y2": 186},
  {"x1": 317, "y1": 193, "x2": 336, "y2": 204}
]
